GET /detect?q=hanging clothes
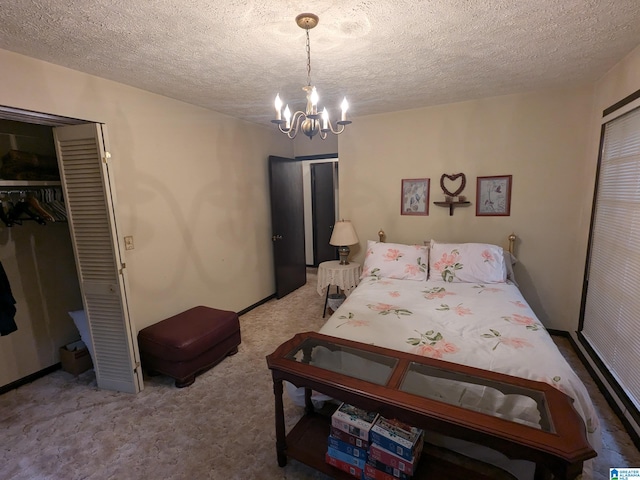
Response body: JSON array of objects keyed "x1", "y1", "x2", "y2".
[{"x1": 0, "y1": 261, "x2": 17, "y2": 336}]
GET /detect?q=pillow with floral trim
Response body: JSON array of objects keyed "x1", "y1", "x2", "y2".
[
  {"x1": 429, "y1": 240, "x2": 506, "y2": 283},
  {"x1": 361, "y1": 240, "x2": 429, "y2": 281}
]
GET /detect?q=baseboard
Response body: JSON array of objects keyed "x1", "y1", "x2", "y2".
[
  {"x1": 551, "y1": 329, "x2": 640, "y2": 449},
  {"x1": 0, "y1": 363, "x2": 61, "y2": 395},
  {"x1": 547, "y1": 328, "x2": 569, "y2": 338},
  {"x1": 237, "y1": 294, "x2": 276, "y2": 317}
]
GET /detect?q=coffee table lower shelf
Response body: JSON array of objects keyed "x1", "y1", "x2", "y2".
[{"x1": 284, "y1": 412, "x2": 518, "y2": 480}]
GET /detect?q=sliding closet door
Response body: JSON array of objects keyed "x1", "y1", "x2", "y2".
[{"x1": 53, "y1": 123, "x2": 143, "y2": 393}]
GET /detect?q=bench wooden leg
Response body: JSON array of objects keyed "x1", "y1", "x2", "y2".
[{"x1": 175, "y1": 375, "x2": 196, "y2": 388}]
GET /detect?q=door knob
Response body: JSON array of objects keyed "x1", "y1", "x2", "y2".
[{"x1": 272, "y1": 235, "x2": 283, "y2": 241}]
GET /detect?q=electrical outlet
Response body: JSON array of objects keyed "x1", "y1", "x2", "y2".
[{"x1": 124, "y1": 236, "x2": 134, "y2": 250}]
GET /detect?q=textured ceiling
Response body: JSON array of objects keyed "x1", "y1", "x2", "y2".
[{"x1": 1, "y1": 1, "x2": 640, "y2": 127}]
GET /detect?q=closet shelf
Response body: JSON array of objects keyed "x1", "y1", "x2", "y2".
[{"x1": 0, "y1": 180, "x2": 62, "y2": 187}]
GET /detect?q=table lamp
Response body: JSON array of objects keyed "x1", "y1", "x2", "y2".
[{"x1": 329, "y1": 220, "x2": 359, "y2": 265}]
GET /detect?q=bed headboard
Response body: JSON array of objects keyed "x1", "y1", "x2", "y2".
[
  {"x1": 507, "y1": 233, "x2": 516, "y2": 256},
  {"x1": 376, "y1": 229, "x2": 517, "y2": 256}
]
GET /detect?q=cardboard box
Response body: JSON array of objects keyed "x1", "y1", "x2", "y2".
[
  {"x1": 370, "y1": 416, "x2": 424, "y2": 461},
  {"x1": 331, "y1": 402, "x2": 379, "y2": 441},
  {"x1": 59, "y1": 344, "x2": 93, "y2": 376}
]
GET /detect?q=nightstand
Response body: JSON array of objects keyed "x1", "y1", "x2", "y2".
[{"x1": 317, "y1": 260, "x2": 361, "y2": 318}]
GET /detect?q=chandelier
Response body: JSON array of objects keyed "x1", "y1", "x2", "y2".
[{"x1": 272, "y1": 13, "x2": 351, "y2": 140}]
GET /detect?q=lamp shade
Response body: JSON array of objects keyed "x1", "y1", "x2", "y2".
[{"x1": 330, "y1": 220, "x2": 359, "y2": 246}]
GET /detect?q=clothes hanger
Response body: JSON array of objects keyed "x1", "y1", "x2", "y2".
[
  {"x1": 27, "y1": 194, "x2": 55, "y2": 222},
  {"x1": 8, "y1": 192, "x2": 46, "y2": 225},
  {"x1": 0, "y1": 193, "x2": 14, "y2": 227}
]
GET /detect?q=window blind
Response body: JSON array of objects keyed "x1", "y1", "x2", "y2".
[{"x1": 582, "y1": 105, "x2": 640, "y2": 413}]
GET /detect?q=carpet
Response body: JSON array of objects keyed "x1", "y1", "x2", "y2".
[{"x1": 1, "y1": 269, "x2": 638, "y2": 479}]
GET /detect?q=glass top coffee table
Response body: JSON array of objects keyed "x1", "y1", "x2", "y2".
[{"x1": 266, "y1": 331, "x2": 595, "y2": 480}]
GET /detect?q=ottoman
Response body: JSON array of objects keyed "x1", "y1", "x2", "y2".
[{"x1": 137, "y1": 306, "x2": 241, "y2": 387}]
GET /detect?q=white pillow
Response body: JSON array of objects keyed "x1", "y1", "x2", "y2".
[
  {"x1": 429, "y1": 240, "x2": 506, "y2": 283},
  {"x1": 68, "y1": 310, "x2": 95, "y2": 364},
  {"x1": 361, "y1": 240, "x2": 428, "y2": 281}
]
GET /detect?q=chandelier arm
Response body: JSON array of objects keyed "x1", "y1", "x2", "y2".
[
  {"x1": 290, "y1": 110, "x2": 307, "y2": 129},
  {"x1": 277, "y1": 123, "x2": 297, "y2": 139},
  {"x1": 324, "y1": 120, "x2": 346, "y2": 135},
  {"x1": 277, "y1": 110, "x2": 308, "y2": 139}
]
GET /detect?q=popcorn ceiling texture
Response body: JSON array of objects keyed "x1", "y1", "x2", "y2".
[{"x1": 0, "y1": 1, "x2": 639, "y2": 125}]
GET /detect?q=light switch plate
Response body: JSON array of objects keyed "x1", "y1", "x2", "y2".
[{"x1": 124, "y1": 236, "x2": 134, "y2": 250}]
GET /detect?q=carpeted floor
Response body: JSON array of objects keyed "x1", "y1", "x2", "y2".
[{"x1": 1, "y1": 269, "x2": 638, "y2": 480}]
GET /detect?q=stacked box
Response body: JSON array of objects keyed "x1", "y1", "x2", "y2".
[
  {"x1": 367, "y1": 443, "x2": 420, "y2": 476},
  {"x1": 330, "y1": 425, "x2": 370, "y2": 450},
  {"x1": 327, "y1": 403, "x2": 377, "y2": 478},
  {"x1": 369, "y1": 417, "x2": 424, "y2": 461},
  {"x1": 328, "y1": 436, "x2": 368, "y2": 463},
  {"x1": 325, "y1": 452, "x2": 364, "y2": 478},
  {"x1": 331, "y1": 402, "x2": 379, "y2": 441},
  {"x1": 364, "y1": 461, "x2": 412, "y2": 480},
  {"x1": 364, "y1": 416, "x2": 424, "y2": 479}
]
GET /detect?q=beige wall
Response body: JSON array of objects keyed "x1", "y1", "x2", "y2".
[
  {"x1": 338, "y1": 85, "x2": 596, "y2": 331},
  {"x1": 0, "y1": 48, "x2": 292, "y2": 385},
  {"x1": 0, "y1": 223, "x2": 82, "y2": 386},
  {"x1": 294, "y1": 129, "x2": 338, "y2": 158}
]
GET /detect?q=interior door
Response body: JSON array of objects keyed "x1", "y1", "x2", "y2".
[
  {"x1": 311, "y1": 162, "x2": 337, "y2": 265},
  {"x1": 269, "y1": 155, "x2": 306, "y2": 299},
  {"x1": 53, "y1": 123, "x2": 143, "y2": 393}
]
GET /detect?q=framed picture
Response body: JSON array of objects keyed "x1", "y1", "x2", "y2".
[
  {"x1": 476, "y1": 175, "x2": 512, "y2": 216},
  {"x1": 401, "y1": 178, "x2": 430, "y2": 216}
]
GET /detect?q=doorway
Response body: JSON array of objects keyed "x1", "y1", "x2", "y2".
[
  {"x1": 301, "y1": 157, "x2": 338, "y2": 266},
  {"x1": 310, "y1": 161, "x2": 338, "y2": 266},
  {"x1": 269, "y1": 155, "x2": 306, "y2": 299},
  {"x1": 0, "y1": 106, "x2": 142, "y2": 393},
  {"x1": 269, "y1": 155, "x2": 338, "y2": 298}
]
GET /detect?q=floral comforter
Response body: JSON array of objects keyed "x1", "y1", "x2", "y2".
[{"x1": 318, "y1": 276, "x2": 601, "y2": 454}]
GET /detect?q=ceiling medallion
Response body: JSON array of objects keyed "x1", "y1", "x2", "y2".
[{"x1": 272, "y1": 13, "x2": 351, "y2": 140}]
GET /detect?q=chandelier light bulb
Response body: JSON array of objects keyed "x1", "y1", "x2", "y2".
[
  {"x1": 341, "y1": 98, "x2": 349, "y2": 121},
  {"x1": 311, "y1": 87, "x2": 319, "y2": 108},
  {"x1": 284, "y1": 105, "x2": 291, "y2": 129},
  {"x1": 274, "y1": 94, "x2": 283, "y2": 120},
  {"x1": 322, "y1": 108, "x2": 329, "y2": 130}
]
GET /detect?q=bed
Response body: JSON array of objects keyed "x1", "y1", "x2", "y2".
[{"x1": 304, "y1": 234, "x2": 601, "y2": 479}]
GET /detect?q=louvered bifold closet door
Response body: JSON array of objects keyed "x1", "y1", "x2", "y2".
[
  {"x1": 582, "y1": 104, "x2": 640, "y2": 411},
  {"x1": 53, "y1": 123, "x2": 142, "y2": 393}
]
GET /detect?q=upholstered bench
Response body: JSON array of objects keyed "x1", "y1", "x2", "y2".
[{"x1": 137, "y1": 306, "x2": 241, "y2": 388}]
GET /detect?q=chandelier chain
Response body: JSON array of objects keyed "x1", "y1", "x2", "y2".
[{"x1": 306, "y1": 28, "x2": 312, "y2": 87}]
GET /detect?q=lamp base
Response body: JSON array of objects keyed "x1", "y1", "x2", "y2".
[{"x1": 337, "y1": 245, "x2": 350, "y2": 265}]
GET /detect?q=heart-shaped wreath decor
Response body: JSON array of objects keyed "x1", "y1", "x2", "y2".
[{"x1": 440, "y1": 173, "x2": 466, "y2": 197}]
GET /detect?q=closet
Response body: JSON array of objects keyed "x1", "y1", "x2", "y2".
[
  {"x1": 0, "y1": 119, "x2": 82, "y2": 389},
  {"x1": 0, "y1": 113, "x2": 142, "y2": 394}
]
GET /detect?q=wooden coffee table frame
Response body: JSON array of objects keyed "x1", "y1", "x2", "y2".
[{"x1": 266, "y1": 331, "x2": 595, "y2": 480}]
